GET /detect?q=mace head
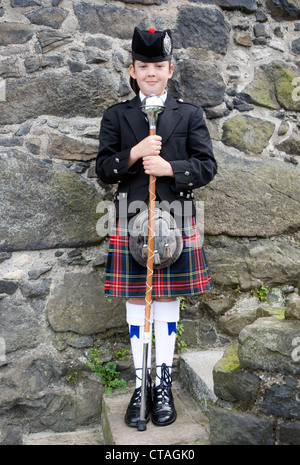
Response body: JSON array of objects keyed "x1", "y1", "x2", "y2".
[{"x1": 141, "y1": 95, "x2": 165, "y2": 130}]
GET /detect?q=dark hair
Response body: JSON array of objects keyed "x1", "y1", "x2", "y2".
[{"x1": 130, "y1": 76, "x2": 140, "y2": 94}]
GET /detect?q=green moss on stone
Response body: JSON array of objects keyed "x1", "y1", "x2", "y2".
[
  {"x1": 245, "y1": 69, "x2": 279, "y2": 110},
  {"x1": 256, "y1": 306, "x2": 286, "y2": 320},
  {"x1": 222, "y1": 115, "x2": 275, "y2": 154},
  {"x1": 275, "y1": 66, "x2": 300, "y2": 111},
  {"x1": 215, "y1": 345, "x2": 241, "y2": 373},
  {"x1": 243, "y1": 61, "x2": 300, "y2": 111}
]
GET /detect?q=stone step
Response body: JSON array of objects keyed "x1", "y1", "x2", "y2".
[
  {"x1": 22, "y1": 350, "x2": 223, "y2": 445},
  {"x1": 22, "y1": 429, "x2": 104, "y2": 445},
  {"x1": 101, "y1": 381, "x2": 210, "y2": 446},
  {"x1": 178, "y1": 350, "x2": 224, "y2": 415},
  {"x1": 102, "y1": 350, "x2": 224, "y2": 446}
]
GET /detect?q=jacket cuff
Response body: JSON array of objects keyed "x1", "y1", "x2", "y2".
[
  {"x1": 111, "y1": 149, "x2": 138, "y2": 179},
  {"x1": 169, "y1": 160, "x2": 195, "y2": 191}
]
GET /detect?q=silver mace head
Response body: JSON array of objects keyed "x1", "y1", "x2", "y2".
[{"x1": 141, "y1": 94, "x2": 165, "y2": 130}]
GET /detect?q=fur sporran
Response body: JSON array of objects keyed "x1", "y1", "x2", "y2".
[{"x1": 129, "y1": 208, "x2": 183, "y2": 269}]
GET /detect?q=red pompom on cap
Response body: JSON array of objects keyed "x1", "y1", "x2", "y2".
[{"x1": 148, "y1": 27, "x2": 155, "y2": 34}]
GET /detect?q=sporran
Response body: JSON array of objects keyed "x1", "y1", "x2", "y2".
[{"x1": 129, "y1": 208, "x2": 183, "y2": 269}]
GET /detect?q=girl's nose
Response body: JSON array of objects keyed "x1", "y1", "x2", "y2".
[{"x1": 147, "y1": 65, "x2": 156, "y2": 76}]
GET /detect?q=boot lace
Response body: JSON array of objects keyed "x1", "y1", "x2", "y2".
[
  {"x1": 133, "y1": 368, "x2": 151, "y2": 405},
  {"x1": 155, "y1": 363, "x2": 172, "y2": 404}
]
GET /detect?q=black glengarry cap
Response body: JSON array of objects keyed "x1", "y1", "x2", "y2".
[{"x1": 131, "y1": 27, "x2": 173, "y2": 62}]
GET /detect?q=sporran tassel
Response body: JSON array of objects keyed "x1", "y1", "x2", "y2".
[
  {"x1": 163, "y1": 243, "x2": 172, "y2": 259},
  {"x1": 153, "y1": 250, "x2": 161, "y2": 265},
  {"x1": 142, "y1": 244, "x2": 148, "y2": 260}
]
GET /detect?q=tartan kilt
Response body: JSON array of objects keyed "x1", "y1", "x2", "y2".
[{"x1": 104, "y1": 216, "x2": 213, "y2": 298}]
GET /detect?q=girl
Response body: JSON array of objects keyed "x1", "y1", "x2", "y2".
[{"x1": 96, "y1": 27, "x2": 217, "y2": 427}]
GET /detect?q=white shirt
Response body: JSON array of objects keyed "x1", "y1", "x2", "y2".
[{"x1": 139, "y1": 90, "x2": 168, "y2": 103}]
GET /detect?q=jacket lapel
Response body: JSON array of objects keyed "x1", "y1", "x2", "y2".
[
  {"x1": 157, "y1": 97, "x2": 182, "y2": 145},
  {"x1": 124, "y1": 95, "x2": 182, "y2": 145},
  {"x1": 124, "y1": 96, "x2": 149, "y2": 143}
]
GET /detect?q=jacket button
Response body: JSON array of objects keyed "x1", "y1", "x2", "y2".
[
  {"x1": 184, "y1": 171, "x2": 190, "y2": 176},
  {"x1": 188, "y1": 182, "x2": 193, "y2": 187},
  {"x1": 115, "y1": 157, "x2": 119, "y2": 163},
  {"x1": 113, "y1": 169, "x2": 118, "y2": 174}
]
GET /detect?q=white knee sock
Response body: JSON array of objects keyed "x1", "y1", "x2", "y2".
[
  {"x1": 153, "y1": 299, "x2": 180, "y2": 386},
  {"x1": 126, "y1": 301, "x2": 153, "y2": 389}
]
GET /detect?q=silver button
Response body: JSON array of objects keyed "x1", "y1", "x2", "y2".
[
  {"x1": 188, "y1": 182, "x2": 193, "y2": 187},
  {"x1": 113, "y1": 169, "x2": 118, "y2": 174},
  {"x1": 184, "y1": 171, "x2": 190, "y2": 176},
  {"x1": 179, "y1": 192, "x2": 184, "y2": 197},
  {"x1": 115, "y1": 157, "x2": 119, "y2": 163}
]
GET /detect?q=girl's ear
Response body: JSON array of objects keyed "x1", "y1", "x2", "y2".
[
  {"x1": 129, "y1": 64, "x2": 136, "y2": 79},
  {"x1": 169, "y1": 64, "x2": 174, "y2": 77}
]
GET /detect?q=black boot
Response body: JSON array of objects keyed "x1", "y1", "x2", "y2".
[
  {"x1": 125, "y1": 370, "x2": 152, "y2": 427},
  {"x1": 152, "y1": 363, "x2": 177, "y2": 426}
]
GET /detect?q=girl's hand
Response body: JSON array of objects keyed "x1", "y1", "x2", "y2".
[
  {"x1": 129, "y1": 135, "x2": 162, "y2": 167},
  {"x1": 142, "y1": 155, "x2": 174, "y2": 177}
]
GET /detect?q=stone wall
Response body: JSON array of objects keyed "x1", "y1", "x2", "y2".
[
  {"x1": 210, "y1": 292, "x2": 300, "y2": 445},
  {"x1": 0, "y1": 0, "x2": 300, "y2": 444}
]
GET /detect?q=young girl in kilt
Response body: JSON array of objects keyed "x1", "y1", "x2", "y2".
[{"x1": 96, "y1": 27, "x2": 217, "y2": 427}]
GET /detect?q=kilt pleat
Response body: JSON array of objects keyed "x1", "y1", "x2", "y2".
[{"x1": 104, "y1": 216, "x2": 213, "y2": 298}]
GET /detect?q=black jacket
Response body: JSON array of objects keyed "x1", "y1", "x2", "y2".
[{"x1": 96, "y1": 95, "x2": 217, "y2": 218}]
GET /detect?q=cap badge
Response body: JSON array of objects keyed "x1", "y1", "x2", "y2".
[{"x1": 163, "y1": 32, "x2": 172, "y2": 56}]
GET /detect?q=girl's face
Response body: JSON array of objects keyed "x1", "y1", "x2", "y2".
[{"x1": 129, "y1": 60, "x2": 174, "y2": 97}]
